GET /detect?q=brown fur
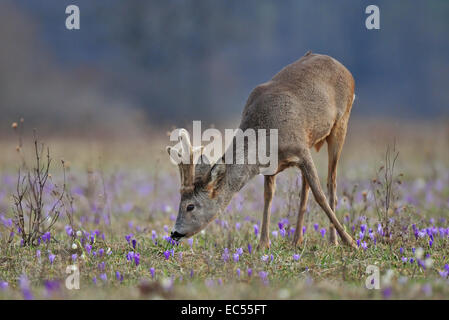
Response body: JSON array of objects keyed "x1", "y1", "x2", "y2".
[
  {"x1": 238, "y1": 52, "x2": 356, "y2": 248},
  {"x1": 168, "y1": 52, "x2": 357, "y2": 249}
]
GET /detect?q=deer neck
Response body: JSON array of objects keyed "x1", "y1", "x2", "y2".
[
  {"x1": 213, "y1": 135, "x2": 260, "y2": 207},
  {"x1": 212, "y1": 163, "x2": 259, "y2": 209},
  {"x1": 225, "y1": 163, "x2": 259, "y2": 193}
]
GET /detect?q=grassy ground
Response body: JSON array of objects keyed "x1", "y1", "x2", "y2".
[{"x1": 1, "y1": 120, "x2": 449, "y2": 299}]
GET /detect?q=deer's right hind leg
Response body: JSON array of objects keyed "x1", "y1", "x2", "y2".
[
  {"x1": 299, "y1": 149, "x2": 356, "y2": 248},
  {"x1": 326, "y1": 115, "x2": 350, "y2": 245}
]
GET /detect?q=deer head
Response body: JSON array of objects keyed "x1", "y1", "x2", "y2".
[{"x1": 166, "y1": 129, "x2": 228, "y2": 241}]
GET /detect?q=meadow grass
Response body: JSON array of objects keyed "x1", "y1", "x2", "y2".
[{"x1": 0, "y1": 121, "x2": 449, "y2": 299}]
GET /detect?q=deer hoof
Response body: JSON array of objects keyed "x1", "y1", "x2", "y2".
[
  {"x1": 292, "y1": 234, "x2": 303, "y2": 247},
  {"x1": 257, "y1": 239, "x2": 270, "y2": 251}
]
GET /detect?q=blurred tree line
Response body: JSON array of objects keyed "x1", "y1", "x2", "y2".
[{"x1": 1, "y1": 0, "x2": 448, "y2": 132}]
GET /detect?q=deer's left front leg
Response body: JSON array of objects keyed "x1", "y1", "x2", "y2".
[{"x1": 258, "y1": 175, "x2": 276, "y2": 250}]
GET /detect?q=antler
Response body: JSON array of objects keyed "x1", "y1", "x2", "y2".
[{"x1": 166, "y1": 129, "x2": 203, "y2": 193}]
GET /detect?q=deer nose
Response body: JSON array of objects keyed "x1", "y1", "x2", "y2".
[{"x1": 170, "y1": 231, "x2": 185, "y2": 240}]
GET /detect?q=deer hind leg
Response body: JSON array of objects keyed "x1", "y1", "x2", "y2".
[
  {"x1": 258, "y1": 174, "x2": 276, "y2": 250},
  {"x1": 299, "y1": 149, "x2": 356, "y2": 248},
  {"x1": 326, "y1": 117, "x2": 350, "y2": 245},
  {"x1": 292, "y1": 174, "x2": 309, "y2": 246}
]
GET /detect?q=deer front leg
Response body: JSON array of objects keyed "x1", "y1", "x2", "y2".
[
  {"x1": 258, "y1": 175, "x2": 276, "y2": 250},
  {"x1": 293, "y1": 174, "x2": 309, "y2": 246}
]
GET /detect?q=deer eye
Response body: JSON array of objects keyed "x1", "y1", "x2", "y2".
[{"x1": 186, "y1": 204, "x2": 195, "y2": 211}]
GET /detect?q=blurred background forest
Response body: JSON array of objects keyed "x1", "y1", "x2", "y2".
[{"x1": 0, "y1": 0, "x2": 448, "y2": 137}]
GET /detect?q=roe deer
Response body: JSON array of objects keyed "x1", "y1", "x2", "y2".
[{"x1": 167, "y1": 52, "x2": 357, "y2": 249}]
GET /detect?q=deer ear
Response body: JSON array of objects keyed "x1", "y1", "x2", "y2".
[
  {"x1": 207, "y1": 163, "x2": 226, "y2": 195},
  {"x1": 191, "y1": 145, "x2": 204, "y2": 164},
  {"x1": 194, "y1": 154, "x2": 212, "y2": 182}
]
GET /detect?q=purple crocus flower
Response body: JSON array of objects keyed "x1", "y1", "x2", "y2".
[
  {"x1": 71, "y1": 254, "x2": 77, "y2": 262},
  {"x1": 36, "y1": 250, "x2": 41, "y2": 259},
  {"x1": 85, "y1": 244, "x2": 92, "y2": 254},
  {"x1": 261, "y1": 255, "x2": 269, "y2": 262},
  {"x1": 259, "y1": 271, "x2": 268, "y2": 284},
  {"x1": 399, "y1": 247, "x2": 404, "y2": 254},
  {"x1": 98, "y1": 248, "x2": 104, "y2": 257},
  {"x1": 314, "y1": 223, "x2": 319, "y2": 231},
  {"x1": 44, "y1": 280, "x2": 60, "y2": 295},
  {"x1": 247, "y1": 243, "x2": 252, "y2": 254},
  {"x1": 222, "y1": 248, "x2": 230, "y2": 262},
  {"x1": 235, "y1": 222, "x2": 241, "y2": 230},
  {"x1": 65, "y1": 225, "x2": 73, "y2": 237},
  {"x1": 125, "y1": 234, "x2": 133, "y2": 243},
  {"x1": 236, "y1": 248, "x2": 243, "y2": 255},
  {"x1": 401, "y1": 257, "x2": 408, "y2": 263},
  {"x1": 42, "y1": 232, "x2": 51, "y2": 243},
  {"x1": 279, "y1": 228, "x2": 286, "y2": 237},
  {"x1": 254, "y1": 224, "x2": 259, "y2": 237},
  {"x1": 188, "y1": 238, "x2": 193, "y2": 248},
  {"x1": 293, "y1": 254, "x2": 300, "y2": 261},
  {"x1": 247, "y1": 268, "x2": 253, "y2": 277},
  {"x1": 48, "y1": 253, "x2": 56, "y2": 264},
  {"x1": 100, "y1": 273, "x2": 107, "y2": 282},
  {"x1": 382, "y1": 287, "x2": 392, "y2": 299},
  {"x1": 360, "y1": 224, "x2": 367, "y2": 234},
  {"x1": 92, "y1": 276, "x2": 97, "y2": 284},
  {"x1": 150, "y1": 268, "x2": 155, "y2": 278},
  {"x1": 126, "y1": 251, "x2": 135, "y2": 261},
  {"x1": 19, "y1": 275, "x2": 32, "y2": 300},
  {"x1": 233, "y1": 253, "x2": 239, "y2": 262},
  {"x1": 236, "y1": 268, "x2": 241, "y2": 278},
  {"x1": 132, "y1": 239, "x2": 137, "y2": 249},
  {"x1": 320, "y1": 228, "x2": 326, "y2": 238},
  {"x1": 190, "y1": 269, "x2": 194, "y2": 278},
  {"x1": 116, "y1": 271, "x2": 123, "y2": 282},
  {"x1": 164, "y1": 250, "x2": 170, "y2": 260},
  {"x1": 377, "y1": 223, "x2": 384, "y2": 236},
  {"x1": 418, "y1": 259, "x2": 426, "y2": 269},
  {"x1": 0, "y1": 281, "x2": 8, "y2": 291},
  {"x1": 361, "y1": 242, "x2": 368, "y2": 250},
  {"x1": 134, "y1": 253, "x2": 140, "y2": 266}
]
